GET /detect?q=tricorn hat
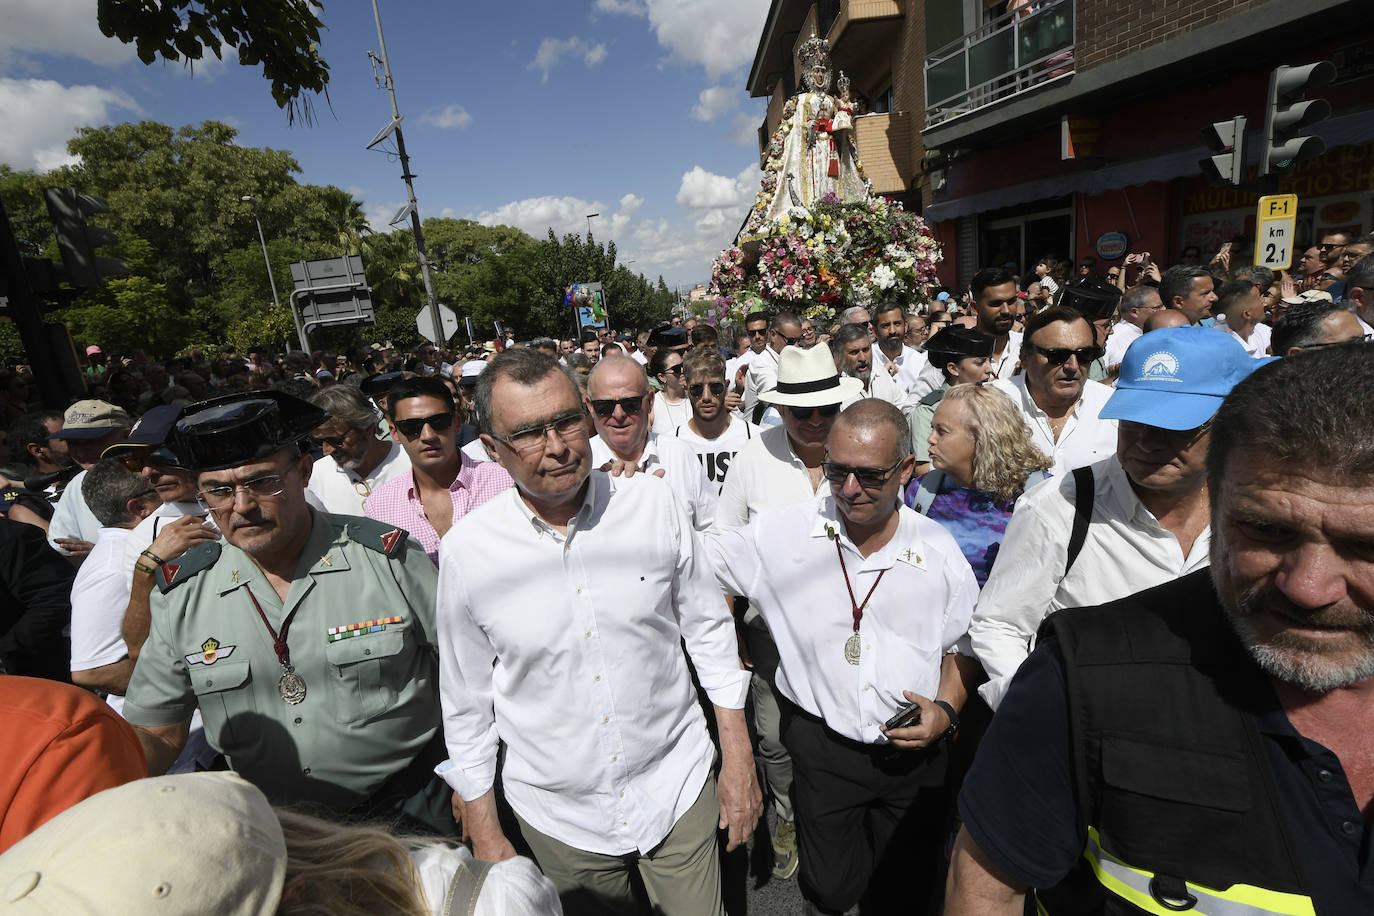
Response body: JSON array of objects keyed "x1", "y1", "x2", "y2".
[
  {"x1": 923, "y1": 326, "x2": 994, "y2": 360},
  {"x1": 1061, "y1": 275, "x2": 1123, "y2": 322},
  {"x1": 170, "y1": 392, "x2": 329, "y2": 471}
]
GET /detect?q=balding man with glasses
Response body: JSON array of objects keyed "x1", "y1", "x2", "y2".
[
  {"x1": 743, "y1": 310, "x2": 804, "y2": 426},
  {"x1": 437, "y1": 349, "x2": 758, "y2": 915}
]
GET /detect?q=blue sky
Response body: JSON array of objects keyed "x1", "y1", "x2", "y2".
[{"x1": 1, "y1": 0, "x2": 772, "y2": 289}]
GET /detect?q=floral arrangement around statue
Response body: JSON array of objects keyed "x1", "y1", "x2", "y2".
[{"x1": 709, "y1": 33, "x2": 942, "y2": 323}]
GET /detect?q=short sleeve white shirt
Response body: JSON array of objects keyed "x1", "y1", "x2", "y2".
[
  {"x1": 70, "y1": 527, "x2": 134, "y2": 714},
  {"x1": 649, "y1": 392, "x2": 690, "y2": 435},
  {"x1": 671, "y1": 417, "x2": 759, "y2": 496},
  {"x1": 47, "y1": 469, "x2": 102, "y2": 553},
  {"x1": 714, "y1": 425, "x2": 827, "y2": 531},
  {"x1": 590, "y1": 432, "x2": 717, "y2": 531},
  {"x1": 306, "y1": 441, "x2": 411, "y2": 516},
  {"x1": 1105, "y1": 320, "x2": 1142, "y2": 369}
]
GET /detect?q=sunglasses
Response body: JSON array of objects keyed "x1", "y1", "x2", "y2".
[
  {"x1": 393, "y1": 411, "x2": 455, "y2": 438},
  {"x1": 688, "y1": 381, "x2": 726, "y2": 398},
  {"x1": 661, "y1": 364, "x2": 684, "y2": 377},
  {"x1": 1029, "y1": 344, "x2": 1104, "y2": 366},
  {"x1": 787, "y1": 403, "x2": 841, "y2": 421},
  {"x1": 589, "y1": 396, "x2": 645, "y2": 418},
  {"x1": 748, "y1": 328, "x2": 768, "y2": 337},
  {"x1": 821, "y1": 456, "x2": 905, "y2": 489},
  {"x1": 774, "y1": 332, "x2": 802, "y2": 346}
]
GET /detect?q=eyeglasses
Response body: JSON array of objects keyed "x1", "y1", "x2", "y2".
[
  {"x1": 1317, "y1": 242, "x2": 1341, "y2": 251},
  {"x1": 787, "y1": 403, "x2": 841, "y2": 421},
  {"x1": 821, "y1": 456, "x2": 905, "y2": 489},
  {"x1": 393, "y1": 412, "x2": 455, "y2": 438},
  {"x1": 1028, "y1": 344, "x2": 1104, "y2": 365},
  {"x1": 661, "y1": 364, "x2": 684, "y2": 377},
  {"x1": 1296, "y1": 333, "x2": 1374, "y2": 350},
  {"x1": 589, "y1": 396, "x2": 645, "y2": 418},
  {"x1": 489, "y1": 410, "x2": 586, "y2": 454},
  {"x1": 197, "y1": 474, "x2": 288, "y2": 509},
  {"x1": 688, "y1": 381, "x2": 726, "y2": 398},
  {"x1": 748, "y1": 328, "x2": 768, "y2": 337},
  {"x1": 1119, "y1": 419, "x2": 1212, "y2": 447}
]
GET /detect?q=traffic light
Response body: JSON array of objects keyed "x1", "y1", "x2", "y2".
[
  {"x1": 1260, "y1": 61, "x2": 1335, "y2": 177},
  {"x1": 1200, "y1": 115, "x2": 1246, "y2": 186},
  {"x1": 42, "y1": 187, "x2": 128, "y2": 288}
]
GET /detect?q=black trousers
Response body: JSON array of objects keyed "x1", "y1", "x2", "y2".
[{"x1": 780, "y1": 699, "x2": 950, "y2": 915}]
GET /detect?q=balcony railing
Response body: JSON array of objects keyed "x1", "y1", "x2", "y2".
[{"x1": 924, "y1": 0, "x2": 1075, "y2": 127}]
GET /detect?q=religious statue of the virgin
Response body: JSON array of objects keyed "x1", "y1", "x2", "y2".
[{"x1": 738, "y1": 33, "x2": 871, "y2": 244}]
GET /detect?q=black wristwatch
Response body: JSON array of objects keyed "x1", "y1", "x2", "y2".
[{"x1": 931, "y1": 699, "x2": 960, "y2": 742}]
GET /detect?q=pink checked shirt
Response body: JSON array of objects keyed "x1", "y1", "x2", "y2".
[{"x1": 364, "y1": 456, "x2": 514, "y2": 566}]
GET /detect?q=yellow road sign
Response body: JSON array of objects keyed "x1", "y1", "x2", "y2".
[{"x1": 1255, "y1": 194, "x2": 1299, "y2": 270}]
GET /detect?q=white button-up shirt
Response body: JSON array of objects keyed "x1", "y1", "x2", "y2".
[
  {"x1": 844, "y1": 368, "x2": 915, "y2": 412},
  {"x1": 435, "y1": 472, "x2": 748, "y2": 855},
  {"x1": 708, "y1": 497, "x2": 977, "y2": 742},
  {"x1": 988, "y1": 330, "x2": 1024, "y2": 380},
  {"x1": 590, "y1": 432, "x2": 716, "y2": 531},
  {"x1": 714, "y1": 425, "x2": 826, "y2": 531},
  {"x1": 992, "y1": 374, "x2": 1118, "y2": 480},
  {"x1": 742, "y1": 346, "x2": 781, "y2": 424},
  {"x1": 1228, "y1": 323, "x2": 1273, "y2": 358},
  {"x1": 969, "y1": 456, "x2": 1212, "y2": 709},
  {"x1": 306, "y1": 440, "x2": 411, "y2": 515},
  {"x1": 872, "y1": 343, "x2": 929, "y2": 394},
  {"x1": 1104, "y1": 320, "x2": 1142, "y2": 369}
]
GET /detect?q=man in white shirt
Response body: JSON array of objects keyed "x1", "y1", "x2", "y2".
[
  {"x1": 833, "y1": 324, "x2": 911, "y2": 410},
  {"x1": 587, "y1": 356, "x2": 715, "y2": 531},
  {"x1": 438, "y1": 349, "x2": 759, "y2": 915},
  {"x1": 871, "y1": 302, "x2": 932, "y2": 397},
  {"x1": 673, "y1": 348, "x2": 757, "y2": 495},
  {"x1": 1217, "y1": 279, "x2": 1272, "y2": 358},
  {"x1": 725, "y1": 319, "x2": 765, "y2": 386},
  {"x1": 46, "y1": 400, "x2": 133, "y2": 556},
  {"x1": 714, "y1": 344, "x2": 862, "y2": 882},
  {"x1": 1346, "y1": 256, "x2": 1374, "y2": 334},
  {"x1": 648, "y1": 348, "x2": 690, "y2": 434},
  {"x1": 69, "y1": 459, "x2": 162, "y2": 714},
  {"x1": 969, "y1": 268, "x2": 1024, "y2": 380},
  {"x1": 970, "y1": 328, "x2": 1265, "y2": 708},
  {"x1": 992, "y1": 306, "x2": 1118, "y2": 479},
  {"x1": 1104, "y1": 285, "x2": 1163, "y2": 371},
  {"x1": 708, "y1": 400, "x2": 978, "y2": 915},
  {"x1": 742, "y1": 311, "x2": 802, "y2": 426},
  {"x1": 305, "y1": 386, "x2": 410, "y2": 514}
]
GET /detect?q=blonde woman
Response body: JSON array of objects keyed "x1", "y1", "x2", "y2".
[{"x1": 904, "y1": 383, "x2": 1049, "y2": 585}]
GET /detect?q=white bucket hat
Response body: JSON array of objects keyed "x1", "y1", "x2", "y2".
[{"x1": 761, "y1": 344, "x2": 863, "y2": 407}]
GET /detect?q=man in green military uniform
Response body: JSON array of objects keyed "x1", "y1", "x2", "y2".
[{"x1": 121, "y1": 392, "x2": 454, "y2": 834}]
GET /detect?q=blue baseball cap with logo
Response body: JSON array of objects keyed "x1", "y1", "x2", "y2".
[{"x1": 1100, "y1": 327, "x2": 1274, "y2": 430}]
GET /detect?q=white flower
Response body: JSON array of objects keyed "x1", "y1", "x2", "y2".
[
  {"x1": 787, "y1": 206, "x2": 811, "y2": 222},
  {"x1": 871, "y1": 264, "x2": 897, "y2": 290}
]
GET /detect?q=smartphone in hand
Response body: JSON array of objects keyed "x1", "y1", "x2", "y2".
[{"x1": 883, "y1": 702, "x2": 921, "y2": 730}]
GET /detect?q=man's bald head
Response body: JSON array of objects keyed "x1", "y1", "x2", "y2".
[
  {"x1": 1145, "y1": 308, "x2": 1190, "y2": 333},
  {"x1": 587, "y1": 354, "x2": 648, "y2": 398},
  {"x1": 831, "y1": 399, "x2": 911, "y2": 465}
]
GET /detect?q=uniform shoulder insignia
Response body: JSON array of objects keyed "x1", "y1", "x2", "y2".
[
  {"x1": 344, "y1": 516, "x2": 409, "y2": 558},
  {"x1": 156, "y1": 541, "x2": 223, "y2": 594}
]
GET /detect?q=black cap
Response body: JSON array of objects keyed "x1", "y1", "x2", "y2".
[
  {"x1": 923, "y1": 326, "x2": 995, "y2": 360},
  {"x1": 359, "y1": 371, "x2": 405, "y2": 398},
  {"x1": 170, "y1": 392, "x2": 330, "y2": 472},
  {"x1": 1062, "y1": 275, "x2": 1123, "y2": 322},
  {"x1": 100, "y1": 405, "x2": 185, "y2": 467}
]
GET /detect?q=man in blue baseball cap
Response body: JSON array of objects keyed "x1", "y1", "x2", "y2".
[{"x1": 970, "y1": 328, "x2": 1268, "y2": 709}]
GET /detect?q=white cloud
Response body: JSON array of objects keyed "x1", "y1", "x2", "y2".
[
  {"x1": 527, "y1": 36, "x2": 609, "y2": 83},
  {"x1": 362, "y1": 199, "x2": 407, "y2": 234},
  {"x1": 0, "y1": 78, "x2": 140, "y2": 171},
  {"x1": 593, "y1": 0, "x2": 645, "y2": 15},
  {"x1": 676, "y1": 164, "x2": 758, "y2": 211},
  {"x1": 728, "y1": 112, "x2": 759, "y2": 146},
  {"x1": 691, "y1": 85, "x2": 737, "y2": 122},
  {"x1": 421, "y1": 104, "x2": 473, "y2": 130},
  {"x1": 0, "y1": 0, "x2": 135, "y2": 72},
  {"x1": 642, "y1": 0, "x2": 770, "y2": 80},
  {"x1": 473, "y1": 195, "x2": 608, "y2": 239}
]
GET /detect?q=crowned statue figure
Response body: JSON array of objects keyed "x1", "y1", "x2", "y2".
[{"x1": 739, "y1": 33, "x2": 871, "y2": 243}]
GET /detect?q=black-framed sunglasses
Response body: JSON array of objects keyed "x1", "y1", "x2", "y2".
[
  {"x1": 787, "y1": 403, "x2": 841, "y2": 421},
  {"x1": 393, "y1": 411, "x2": 455, "y2": 438},
  {"x1": 748, "y1": 328, "x2": 768, "y2": 337},
  {"x1": 688, "y1": 381, "x2": 726, "y2": 398},
  {"x1": 821, "y1": 456, "x2": 905, "y2": 489},
  {"x1": 1029, "y1": 344, "x2": 1103, "y2": 366},
  {"x1": 774, "y1": 332, "x2": 802, "y2": 346},
  {"x1": 661, "y1": 364, "x2": 684, "y2": 377},
  {"x1": 589, "y1": 396, "x2": 645, "y2": 418}
]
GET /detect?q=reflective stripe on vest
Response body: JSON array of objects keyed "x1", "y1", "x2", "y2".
[{"x1": 1079, "y1": 827, "x2": 1316, "y2": 916}]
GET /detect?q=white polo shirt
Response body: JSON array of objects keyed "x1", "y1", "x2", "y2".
[{"x1": 305, "y1": 440, "x2": 411, "y2": 516}]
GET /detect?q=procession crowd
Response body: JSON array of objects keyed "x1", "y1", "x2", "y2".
[{"x1": 1, "y1": 231, "x2": 1373, "y2": 916}]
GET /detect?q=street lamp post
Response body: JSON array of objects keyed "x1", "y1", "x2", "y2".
[
  {"x1": 240, "y1": 195, "x2": 303, "y2": 352},
  {"x1": 586, "y1": 212, "x2": 599, "y2": 238}
]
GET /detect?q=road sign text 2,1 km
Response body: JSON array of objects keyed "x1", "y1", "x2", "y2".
[{"x1": 1254, "y1": 194, "x2": 1298, "y2": 270}]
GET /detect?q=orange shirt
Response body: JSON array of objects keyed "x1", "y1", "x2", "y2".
[{"x1": 0, "y1": 676, "x2": 145, "y2": 853}]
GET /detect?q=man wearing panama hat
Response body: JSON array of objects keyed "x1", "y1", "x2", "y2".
[{"x1": 716, "y1": 343, "x2": 863, "y2": 880}]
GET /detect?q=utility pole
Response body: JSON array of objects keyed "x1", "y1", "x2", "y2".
[{"x1": 369, "y1": 0, "x2": 443, "y2": 346}]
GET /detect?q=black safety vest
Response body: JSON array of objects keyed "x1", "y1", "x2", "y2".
[{"x1": 1037, "y1": 570, "x2": 1319, "y2": 916}]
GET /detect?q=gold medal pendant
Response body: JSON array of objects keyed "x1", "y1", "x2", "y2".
[
  {"x1": 278, "y1": 670, "x2": 307, "y2": 704},
  {"x1": 844, "y1": 633, "x2": 861, "y2": 665}
]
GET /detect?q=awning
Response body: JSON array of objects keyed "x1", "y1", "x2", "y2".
[{"x1": 923, "y1": 107, "x2": 1374, "y2": 223}]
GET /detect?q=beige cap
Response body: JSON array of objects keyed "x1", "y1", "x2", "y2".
[
  {"x1": 0, "y1": 772, "x2": 285, "y2": 915},
  {"x1": 50, "y1": 400, "x2": 131, "y2": 440},
  {"x1": 1280, "y1": 289, "x2": 1333, "y2": 306}
]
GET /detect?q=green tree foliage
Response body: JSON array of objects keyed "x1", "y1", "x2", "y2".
[
  {"x1": 1, "y1": 120, "x2": 669, "y2": 360},
  {"x1": 97, "y1": 0, "x2": 330, "y2": 123}
]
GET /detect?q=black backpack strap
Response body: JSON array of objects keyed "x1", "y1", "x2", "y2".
[{"x1": 1065, "y1": 466, "x2": 1094, "y2": 575}]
